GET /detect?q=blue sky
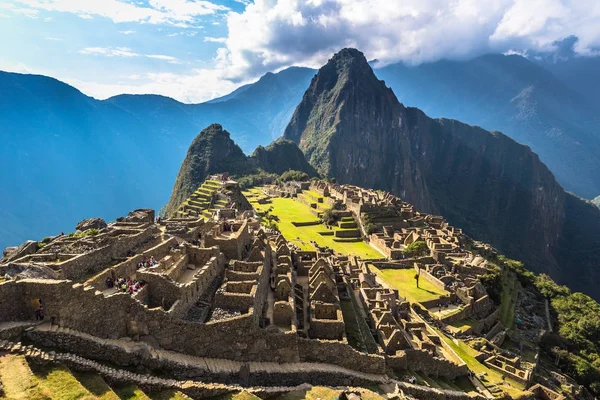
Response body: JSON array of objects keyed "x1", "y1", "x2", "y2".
[{"x1": 1, "y1": 0, "x2": 597, "y2": 103}]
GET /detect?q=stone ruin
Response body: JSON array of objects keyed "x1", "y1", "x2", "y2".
[{"x1": 0, "y1": 178, "x2": 537, "y2": 399}]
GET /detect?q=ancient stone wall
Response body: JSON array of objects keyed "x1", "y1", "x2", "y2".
[
  {"x1": 61, "y1": 226, "x2": 157, "y2": 280},
  {"x1": 85, "y1": 237, "x2": 177, "y2": 290},
  {"x1": 297, "y1": 339, "x2": 386, "y2": 375},
  {"x1": 387, "y1": 350, "x2": 468, "y2": 379},
  {"x1": 204, "y1": 221, "x2": 251, "y2": 260}
]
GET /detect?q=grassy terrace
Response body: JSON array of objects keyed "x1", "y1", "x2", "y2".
[
  {"x1": 243, "y1": 188, "x2": 382, "y2": 259},
  {"x1": 434, "y1": 331, "x2": 527, "y2": 398},
  {"x1": 0, "y1": 354, "x2": 189, "y2": 400},
  {"x1": 372, "y1": 267, "x2": 448, "y2": 304},
  {"x1": 499, "y1": 269, "x2": 519, "y2": 328}
]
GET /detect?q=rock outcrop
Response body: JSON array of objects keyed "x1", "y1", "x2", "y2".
[
  {"x1": 75, "y1": 217, "x2": 107, "y2": 232},
  {"x1": 2, "y1": 240, "x2": 38, "y2": 263},
  {"x1": 283, "y1": 48, "x2": 600, "y2": 300}
]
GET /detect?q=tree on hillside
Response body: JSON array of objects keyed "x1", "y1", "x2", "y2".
[
  {"x1": 403, "y1": 240, "x2": 429, "y2": 258},
  {"x1": 279, "y1": 170, "x2": 309, "y2": 182}
]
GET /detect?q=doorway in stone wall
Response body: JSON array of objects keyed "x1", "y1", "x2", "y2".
[{"x1": 30, "y1": 298, "x2": 44, "y2": 321}]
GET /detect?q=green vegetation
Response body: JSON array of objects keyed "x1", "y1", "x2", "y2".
[
  {"x1": 278, "y1": 170, "x2": 309, "y2": 182},
  {"x1": 483, "y1": 254, "x2": 600, "y2": 395},
  {"x1": 73, "y1": 372, "x2": 120, "y2": 399},
  {"x1": 32, "y1": 364, "x2": 97, "y2": 400},
  {"x1": 0, "y1": 354, "x2": 115, "y2": 400},
  {"x1": 498, "y1": 269, "x2": 519, "y2": 328},
  {"x1": 435, "y1": 332, "x2": 526, "y2": 397},
  {"x1": 372, "y1": 267, "x2": 448, "y2": 303},
  {"x1": 402, "y1": 240, "x2": 429, "y2": 258},
  {"x1": 320, "y1": 207, "x2": 339, "y2": 226},
  {"x1": 112, "y1": 383, "x2": 151, "y2": 399},
  {"x1": 243, "y1": 190, "x2": 381, "y2": 259},
  {"x1": 66, "y1": 228, "x2": 100, "y2": 238},
  {"x1": 339, "y1": 298, "x2": 367, "y2": 352},
  {"x1": 237, "y1": 170, "x2": 279, "y2": 189},
  {"x1": 274, "y1": 387, "x2": 384, "y2": 400}
]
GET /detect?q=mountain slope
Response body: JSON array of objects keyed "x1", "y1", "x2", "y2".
[
  {"x1": 0, "y1": 68, "x2": 314, "y2": 251},
  {"x1": 284, "y1": 48, "x2": 600, "y2": 300},
  {"x1": 251, "y1": 138, "x2": 318, "y2": 176},
  {"x1": 375, "y1": 55, "x2": 600, "y2": 199},
  {"x1": 165, "y1": 124, "x2": 317, "y2": 215},
  {"x1": 165, "y1": 124, "x2": 251, "y2": 215},
  {"x1": 534, "y1": 55, "x2": 600, "y2": 111}
]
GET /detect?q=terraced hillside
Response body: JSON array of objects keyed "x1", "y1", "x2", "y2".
[
  {"x1": 175, "y1": 179, "x2": 227, "y2": 220},
  {"x1": 0, "y1": 353, "x2": 189, "y2": 400},
  {"x1": 243, "y1": 187, "x2": 382, "y2": 259}
]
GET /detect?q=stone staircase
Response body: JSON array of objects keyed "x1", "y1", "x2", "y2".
[{"x1": 177, "y1": 179, "x2": 224, "y2": 219}]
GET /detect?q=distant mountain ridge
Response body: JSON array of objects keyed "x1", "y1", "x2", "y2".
[
  {"x1": 374, "y1": 54, "x2": 600, "y2": 199},
  {"x1": 283, "y1": 48, "x2": 600, "y2": 300},
  {"x1": 2, "y1": 50, "x2": 600, "y2": 252},
  {"x1": 0, "y1": 68, "x2": 315, "y2": 251}
]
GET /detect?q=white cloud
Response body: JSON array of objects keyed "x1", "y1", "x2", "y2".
[
  {"x1": 119, "y1": 30, "x2": 136, "y2": 35},
  {"x1": 216, "y1": 0, "x2": 600, "y2": 80},
  {"x1": 203, "y1": 36, "x2": 226, "y2": 43},
  {"x1": 80, "y1": 47, "x2": 139, "y2": 57},
  {"x1": 44, "y1": 36, "x2": 63, "y2": 41},
  {"x1": 146, "y1": 54, "x2": 182, "y2": 64},
  {"x1": 9, "y1": 0, "x2": 229, "y2": 26},
  {"x1": 12, "y1": 7, "x2": 39, "y2": 17},
  {"x1": 79, "y1": 46, "x2": 183, "y2": 64},
  {"x1": 66, "y1": 69, "x2": 241, "y2": 103}
]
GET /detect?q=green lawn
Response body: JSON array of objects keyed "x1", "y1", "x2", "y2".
[
  {"x1": 244, "y1": 191, "x2": 383, "y2": 259},
  {"x1": 372, "y1": 267, "x2": 448, "y2": 304},
  {"x1": 448, "y1": 319, "x2": 478, "y2": 334},
  {"x1": 499, "y1": 270, "x2": 519, "y2": 328}
]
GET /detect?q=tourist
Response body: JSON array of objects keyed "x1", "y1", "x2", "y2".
[{"x1": 106, "y1": 277, "x2": 113, "y2": 288}]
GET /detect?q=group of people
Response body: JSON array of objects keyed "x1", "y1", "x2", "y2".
[
  {"x1": 406, "y1": 375, "x2": 417, "y2": 384},
  {"x1": 137, "y1": 255, "x2": 158, "y2": 270},
  {"x1": 106, "y1": 276, "x2": 144, "y2": 295}
]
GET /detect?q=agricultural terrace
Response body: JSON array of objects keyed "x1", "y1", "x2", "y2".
[
  {"x1": 243, "y1": 187, "x2": 383, "y2": 259},
  {"x1": 434, "y1": 331, "x2": 527, "y2": 398}
]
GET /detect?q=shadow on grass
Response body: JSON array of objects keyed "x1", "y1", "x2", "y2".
[{"x1": 416, "y1": 287, "x2": 439, "y2": 295}]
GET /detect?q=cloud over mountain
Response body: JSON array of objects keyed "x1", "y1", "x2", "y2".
[{"x1": 217, "y1": 0, "x2": 600, "y2": 79}]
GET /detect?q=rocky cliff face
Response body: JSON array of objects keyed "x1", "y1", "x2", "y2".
[
  {"x1": 284, "y1": 48, "x2": 600, "y2": 299},
  {"x1": 284, "y1": 48, "x2": 434, "y2": 211}
]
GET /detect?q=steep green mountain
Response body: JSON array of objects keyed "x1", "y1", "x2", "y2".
[
  {"x1": 284, "y1": 48, "x2": 600, "y2": 300},
  {"x1": 165, "y1": 124, "x2": 316, "y2": 215},
  {"x1": 375, "y1": 55, "x2": 600, "y2": 199},
  {"x1": 165, "y1": 124, "x2": 251, "y2": 215},
  {"x1": 251, "y1": 138, "x2": 317, "y2": 176}
]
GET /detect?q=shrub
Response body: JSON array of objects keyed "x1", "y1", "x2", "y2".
[
  {"x1": 278, "y1": 170, "x2": 309, "y2": 182},
  {"x1": 535, "y1": 274, "x2": 571, "y2": 299},
  {"x1": 403, "y1": 240, "x2": 429, "y2": 258},
  {"x1": 321, "y1": 208, "x2": 339, "y2": 226}
]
